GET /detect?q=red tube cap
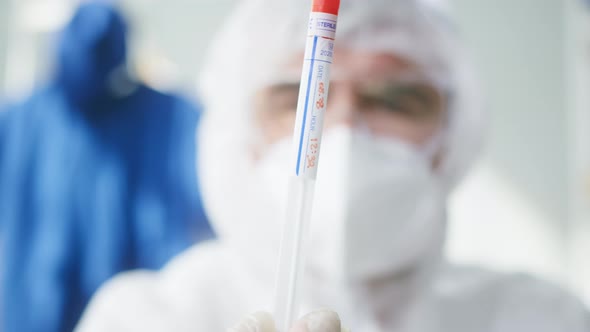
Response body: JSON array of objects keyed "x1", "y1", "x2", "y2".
[{"x1": 312, "y1": 0, "x2": 340, "y2": 15}]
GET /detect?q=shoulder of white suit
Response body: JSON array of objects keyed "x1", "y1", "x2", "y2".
[
  {"x1": 434, "y1": 264, "x2": 590, "y2": 331},
  {"x1": 76, "y1": 241, "x2": 242, "y2": 332}
]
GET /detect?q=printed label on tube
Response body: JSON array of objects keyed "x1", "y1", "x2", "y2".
[{"x1": 293, "y1": 12, "x2": 337, "y2": 179}]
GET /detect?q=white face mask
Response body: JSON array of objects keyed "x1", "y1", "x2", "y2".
[{"x1": 255, "y1": 127, "x2": 446, "y2": 284}]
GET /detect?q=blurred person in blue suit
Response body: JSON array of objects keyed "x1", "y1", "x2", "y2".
[{"x1": 0, "y1": 3, "x2": 212, "y2": 332}]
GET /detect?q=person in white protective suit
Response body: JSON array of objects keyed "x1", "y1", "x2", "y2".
[{"x1": 76, "y1": 0, "x2": 590, "y2": 331}]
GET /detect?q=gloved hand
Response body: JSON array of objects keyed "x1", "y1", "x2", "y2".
[{"x1": 228, "y1": 309, "x2": 349, "y2": 332}]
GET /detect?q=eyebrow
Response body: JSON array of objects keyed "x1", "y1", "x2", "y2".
[
  {"x1": 360, "y1": 82, "x2": 445, "y2": 119},
  {"x1": 267, "y1": 82, "x2": 300, "y2": 94},
  {"x1": 394, "y1": 85, "x2": 438, "y2": 105}
]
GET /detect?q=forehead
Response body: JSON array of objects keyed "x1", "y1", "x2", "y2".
[{"x1": 280, "y1": 48, "x2": 423, "y2": 83}]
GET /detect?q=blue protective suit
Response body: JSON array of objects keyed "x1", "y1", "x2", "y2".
[{"x1": 0, "y1": 3, "x2": 212, "y2": 332}]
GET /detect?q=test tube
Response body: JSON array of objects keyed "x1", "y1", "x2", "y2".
[{"x1": 273, "y1": 1, "x2": 341, "y2": 331}]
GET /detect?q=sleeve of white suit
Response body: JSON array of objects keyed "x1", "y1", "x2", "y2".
[{"x1": 74, "y1": 271, "x2": 176, "y2": 332}]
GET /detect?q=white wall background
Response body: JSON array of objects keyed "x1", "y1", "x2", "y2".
[
  {"x1": 447, "y1": 0, "x2": 568, "y2": 280},
  {"x1": 447, "y1": 0, "x2": 590, "y2": 306},
  {"x1": 564, "y1": 0, "x2": 590, "y2": 306}
]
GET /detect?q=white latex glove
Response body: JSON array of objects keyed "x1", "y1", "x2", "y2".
[{"x1": 227, "y1": 310, "x2": 349, "y2": 332}]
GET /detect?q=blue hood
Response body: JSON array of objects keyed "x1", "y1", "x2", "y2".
[{"x1": 56, "y1": 3, "x2": 127, "y2": 103}]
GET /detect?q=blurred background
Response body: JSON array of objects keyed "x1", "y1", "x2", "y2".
[
  {"x1": 447, "y1": 0, "x2": 590, "y2": 307},
  {"x1": 0, "y1": 0, "x2": 588, "y2": 331}
]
